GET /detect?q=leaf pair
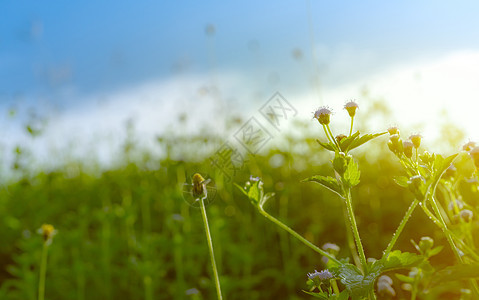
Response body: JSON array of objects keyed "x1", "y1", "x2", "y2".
[{"x1": 317, "y1": 131, "x2": 386, "y2": 154}]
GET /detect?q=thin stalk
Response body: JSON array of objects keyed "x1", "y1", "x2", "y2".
[
  {"x1": 326, "y1": 125, "x2": 341, "y2": 151},
  {"x1": 38, "y1": 242, "x2": 48, "y2": 300},
  {"x1": 383, "y1": 199, "x2": 419, "y2": 258},
  {"x1": 322, "y1": 124, "x2": 338, "y2": 151},
  {"x1": 344, "y1": 189, "x2": 367, "y2": 272},
  {"x1": 199, "y1": 197, "x2": 223, "y2": 300},
  {"x1": 258, "y1": 208, "x2": 342, "y2": 265},
  {"x1": 349, "y1": 116, "x2": 354, "y2": 137}
]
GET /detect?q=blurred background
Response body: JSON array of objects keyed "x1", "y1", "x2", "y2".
[{"x1": 1, "y1": 1, "x2": 479, "y2": 299}]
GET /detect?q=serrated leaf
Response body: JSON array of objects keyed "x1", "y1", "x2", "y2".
[
  {"x1": 316, "y1": 139, "x2": 336, "y2": 151},
  {"x1": 302, "y1": 175, "x2": 343, "y2": 197},
  {"x1": 393, "y1": 176, "x2": 409, "y2": 188},
  {"x1": 343, "y1": 159, "x2": 360, "y2": 187},
  {"x1": 430, "y1": 264, "x2": 479, "y2": 286},
  {"x1": 331, "y1": 264, "x2": 371, "y2": 299},
  {"x1": 339, "y1": 131, "x2": 360, "y2": 152},
  {"x1": 378, "y1": 250, "x2": 425, "y2": 271},
  {"x1": 346, "y1": 132, "x2": 387, "y2": 152}
]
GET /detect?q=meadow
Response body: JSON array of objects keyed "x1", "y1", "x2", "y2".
[{"x1": 0, "y1": 102, "x2": 478, "y2": 299}]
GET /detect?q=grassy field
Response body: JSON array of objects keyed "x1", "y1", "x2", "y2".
[{"x1": 0, "y1": 109, "x2": 478, "y2": 299}]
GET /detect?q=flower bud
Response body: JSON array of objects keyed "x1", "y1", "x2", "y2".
[
  {"x1": 313, "y1": 107, "x2": 332, "y2": 125},
  {"x1": 460, "y1": 209, "x2": 473, "y2": 222},
  {"x1": 335, "y1": 134, "x2": 347, "y2": 144},
  {"x1": 409, "y1": 134, "x2": 422, "y2": 149},
  {"x1": 403, "y1": 140, "x2": 414, "y2": 158},
  {"x1": 38, "y1": 224, "x2": 57, "y2": 245},
  {"x1": 463, "y1": 141, "x2": 476, "y2": 152},
  {"x1": 469, "y1": 146, "x2": 479, "y2": 168},
  {"x1": 387, "y1": 126, "x2": 399, "y2": 136},
  {"x1": 344, "y1": 101, "x2": 359, "y2": 117},
  {"x1": 418, "y1": 236, "x2": 434, "y2": 253},
  {"x1": 388, "y1": 134, "x2": 403, "y2": 155},
  {"x1": 322, "y1": 243, "x2": 340, "y2": 256}
]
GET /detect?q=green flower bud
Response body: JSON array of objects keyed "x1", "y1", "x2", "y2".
[
  {"x1": 418, "y1": 236, "x2": 434, "y2": 253},
  {"x1": 313, "y1": 107, "x2": 332, "y2": 125},
  {"x1": 409, "y1": 134, "x2": 422, "y2": 149},
  {"x1": 403, "y1": 140, "x2": 414, "y2": 158},
  {"x1": 387, "y1": 126, "x2": 399, "y2": 136},
  {"x1": 344, "y1": 101, "x2": 359, "y2": 117}
]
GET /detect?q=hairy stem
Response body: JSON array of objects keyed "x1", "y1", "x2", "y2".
[
  {"x1": 200, "y1": 197, "x2": 223, "y2": 300},
  {"x1": 344, "y1": 189, "x2": 367, "y2": 273},
  {"x1": 383, "y1": 199, "x2": 419, "y2": 258}
]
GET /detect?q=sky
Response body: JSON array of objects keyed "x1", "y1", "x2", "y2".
[{"x1": 1, "y1": 1, "x2": 479, "y2": 168}]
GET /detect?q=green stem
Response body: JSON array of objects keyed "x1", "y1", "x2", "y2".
[
  {"x1": 383, "y1": 199, "x2": 419, "y2": 258},
  {"x1": 322, "y1": 124, "x2": 338, "y2": 151},
  {"x1": 349, "y1": 117, "x2": 354, "y2": 137},
  {"x1": 199, "y1": 197, "x2": 223, "y2": 300},
  {"x1": 38, "y1": 242, "x2": 49, "y2": 300},
  {"x1": 326, "y1": 125, "x2": 341, "y2": 151},
  {"x1": 258, "y1": 208, "x2": 342, "y2": 265},
  {"x1": 342, "y1": 204, "x2": 362, "y2": 268},
  {"x1": 344, "y1": 189, "x2": 367, "y2": 273}
]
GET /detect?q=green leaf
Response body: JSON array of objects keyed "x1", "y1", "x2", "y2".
[
  {"x1": 302, "y1": 290, "x2": 329, "y2": 299},
  {"x1": 302, "y1": 175, "x2": 343, "y2": 197},
  {"x1": 343, "y1": 159, "x2": 360, "y2": 188},
  {"x1": 426, "y1": 246, "x2": 443, "y2": 257},
  {"x1": 336, "y1": 290, "x2": 350, "y2": 300},
  {"x1": 234, "y1": 183, "x2": 249, "y2": 197},
  {"x1": 316, "y1": 139, "x2": 335, "y2": 151},
  {"x1": 393, "y1": 176, "x2": 409, "y2": 188},
  {"x1": 378, "y1": 250, "x2": 425, "y2": 271},
  {"x1": 338, "y1": 131, "x2": 360, "y2": 152},
  {"x1": 432, "y1": 153, "x2": 458, "y2": 184},
  {"x1": 331, "y1": 264, "x2": 371, "y2": 299},
  {"x1": 430, "y1": 264, "x2": 479, "y2": 286},
  {"x1": 346, "y1": 132, "x2": 387, "y2": 152}
]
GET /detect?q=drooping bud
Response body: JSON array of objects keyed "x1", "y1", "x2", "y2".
[
  {"x1": 313, "y1": 107, "x2": 332, "y2": 125},
  {"x1": 344, "y1": 101, "x2": 359, "y2": 117}
]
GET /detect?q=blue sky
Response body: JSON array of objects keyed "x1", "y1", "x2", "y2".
[
  {"x1": 2, "y1": 1, "x2": 479, "y2": 167},
  {"x1": 3, "y1": 1, "x2": 479, "y2": 100}
]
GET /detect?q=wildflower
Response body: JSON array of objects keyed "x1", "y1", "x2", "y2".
[
  {"x1": 469, "y1": 146, "x2": 479, "y2": 168},
  {"x1": 377, "y1": 275, "x2": 396, "y2": 297},
  {"x1": 448, "y1": 199, "x2": 464, "y2": 211},
  {"x1": 307, "y1": 269, "x2": 333, "y2": 281},
  {"x1": 38, "y1": 224, "x2": 57, "y2": 245},
  {"x1": 409, "y1": 134, "x2": 422, "y2": 149},
  {"x1": 418, "y1": 236, "x2": 434, "y2": 252},
  {"x1": 463, "y1": 141, "x2": 476, "y2": 152},
  {"x1": 313, "y1": 107, "x2": 332, "y2": 125},
  {"x1": 344, "y1": 101, "x2": 359, "y2": 117},
  {"x1": 387, "y1": 126, "x2": 399, "y2": 135},
  {"x1": 388, "y1": 134, "x2": 403, "y2": 155},
  {"x1": 460, "y1": 209, "x2": 473, "y2": 222},
  {"x1": 403, "y1": 140, "x2": 414, "y2": 158},
  {"x1": 249, "y1": 175, "x2": 260, "y2": 182},
  {"x1": 322, "y1": 243, "x2": 340, "y2": 255}
]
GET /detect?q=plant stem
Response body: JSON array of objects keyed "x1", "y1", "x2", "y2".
[
  {"x1": 343, "y1": 189, "x2": 367, "y2": 273},
  {"x1": 199, "y1": 197, "x2": 223, "y2": 300},
  {"x1": 383, "y1": 199, "x2": 419, "y2": 258},
  {"x1": 342, "y1": 204, "x2": 362, "y2": 268},
  {"x1": 259, "y1": 208, "x2": 342, "y2": 265},
  {"x1": 38, "y1": 242, "x2": 49, "y2": 300},
  {"x1": 322, "y1": 124, "x2": 338, "y2": 150},
  {"x1": 326, "y1": 125, "x2": 341, "y2": 151},
  {"x1": 349, "y1": 117, "x2": 354, "y2": 137}
]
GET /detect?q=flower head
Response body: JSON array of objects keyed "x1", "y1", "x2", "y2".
[
  {"x1": 38, "y1": 224, "x2": 57, "y2": 245},
  {"x1": 403, "y1": 140, "x2": 414, "y2": 158},
  {"x1": 307, "y1": 269, "x2": 333, "y2": 281},
  {"x1": 409, "y1": 134, "x2": 422, "y2": 149},
  {"x1": 344, "y1": 101, "x2": 359, "y2": 117},
  {"x1": 313, "y1": 107, "x2": 332, "y2": 125},
  {"x1": 387, "y1": 126, "x2": 399, "y2": 135},
  {"x1": 463, "y1": 141, "x2": 476, "y2": 152}
]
